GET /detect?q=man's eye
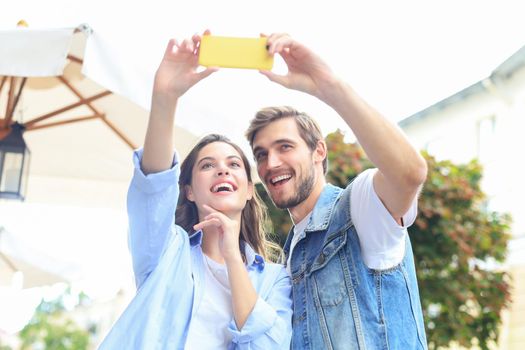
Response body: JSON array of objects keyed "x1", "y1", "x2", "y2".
[
  {"x1": 281, "y1": 144, "x2": 292, "y2": 150},
  {"x1": 255, "y1": 153, "x2": 267, "y2": 161}
]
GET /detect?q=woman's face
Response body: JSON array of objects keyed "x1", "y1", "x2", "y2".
[{"x1": 186, "y1": 142, "x2": 253, "y2": 217}]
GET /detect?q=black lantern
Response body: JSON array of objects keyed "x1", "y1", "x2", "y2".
[{"x1": 0, "y1": 122, "x2": 30, "y2": 200}]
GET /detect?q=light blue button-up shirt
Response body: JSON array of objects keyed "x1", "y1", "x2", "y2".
[{"x1": 98, "y1": 149, "x2": 292, "y2": 350}]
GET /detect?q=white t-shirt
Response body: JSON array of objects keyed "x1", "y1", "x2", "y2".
[
  {"x1": 287, "y1": 168, "x2": 417, "y2": 271},
  {"x1": 286, "y1": 212, "x2": 313, "y2": 275},
  {"x1": 185, "y1": 255, "x2": 232, "y2": 349}
]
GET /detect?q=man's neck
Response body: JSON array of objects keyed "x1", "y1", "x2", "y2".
[{"x1": 289, "y1": 176, "x2": 326, "y2": 224}]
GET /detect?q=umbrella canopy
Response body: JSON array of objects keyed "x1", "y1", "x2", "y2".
[
  {"x1": 0, "y1": 226, "x2": 70, "y2": 288},
  {"x1": 0, "y1": 25, "x2": 198, "y2": 208}
]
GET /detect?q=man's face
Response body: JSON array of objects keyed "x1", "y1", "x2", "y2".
[{"x1": 252, "y1": 118, "x2": 316, "y2": 209}]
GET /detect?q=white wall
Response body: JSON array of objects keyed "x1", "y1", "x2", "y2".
[{"x1": 401, "y1": 71, "x2": 525, "y2": 239}]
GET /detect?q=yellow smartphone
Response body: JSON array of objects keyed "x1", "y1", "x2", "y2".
[{"x1": 198, "y1": 35, "x2": 274, "y2": 70}]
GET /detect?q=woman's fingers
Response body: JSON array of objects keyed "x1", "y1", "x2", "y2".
[
  {"x1": 193, "y1": 204, "x2": 227, "y2": 230},
  {"x1": 193, "y1": 217, "x2": 222, "y2": 231},
  {"x1": 195, "y1": 67, "x2": 219, "y2": 81},
  {"x1": 202, "y1": 204, "x2": 219, "y2": 215},
  {"x1": 165, "y1": 38, "x2": 178, "y2": 56},
  {"x1": 191, "y1": 33, "x2": 201, "y2": 54},
  {"x1": 181, "y1": 38, "x2": 195, "y2": 52}
]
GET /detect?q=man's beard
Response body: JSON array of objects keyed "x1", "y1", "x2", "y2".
[{"x1": 271, "y1": 169, "x2": 315, "y2": 209}]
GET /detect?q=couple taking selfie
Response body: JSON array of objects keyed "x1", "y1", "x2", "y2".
[{"x1": 99, "y1": 31, "x2": 429, "y2": 349}]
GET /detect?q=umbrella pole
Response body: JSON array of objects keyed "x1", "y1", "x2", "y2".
[
  {"x1": 3, "y1": 77, "x2": 16, "y2": 129},
  {"x1": 0, "y1": 251, "x2": 18, "y2": 272}
]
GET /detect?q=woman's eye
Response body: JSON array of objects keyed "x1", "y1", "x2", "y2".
[
  {"x1": 231, "y1": 162, "x2": 241, "y2": 168},
  {"x1": 201, "y1": 163, "x2": 213, "y2": 169}
]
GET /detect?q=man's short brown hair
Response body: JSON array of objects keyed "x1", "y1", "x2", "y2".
[{"x1": 245, "y1": 106, "x2": 327, "y2": 173}]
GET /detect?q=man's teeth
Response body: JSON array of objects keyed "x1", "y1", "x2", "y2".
[
  {"x1": 212, "y1": 183, "x2": 234, "y2": 192},
  {"x1": 271, "y1": 174, "x2": 292, "y2": 184}
]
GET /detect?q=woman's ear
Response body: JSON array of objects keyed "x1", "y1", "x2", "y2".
[
  {"x1": 185, "y1": 185, "x2": 195, "y2": 202},
  {"x1": 247, "y1": 181, "x2": 254, "y2": 201}
]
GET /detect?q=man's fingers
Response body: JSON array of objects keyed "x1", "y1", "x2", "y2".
[
  {"x1": 260, "y1": 70, "x2": 289, "y2": 87},
  {"x1": 266, "y1": 33, "x2": 292, "y2": 54}
]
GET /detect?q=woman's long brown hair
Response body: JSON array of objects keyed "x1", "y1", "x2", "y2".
[{"x1": 175, "y1": 134, "x2": 280, "y2": 261}]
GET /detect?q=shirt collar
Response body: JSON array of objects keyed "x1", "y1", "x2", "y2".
[
  {"x1": 241, "y1": 240, "x2": 266, "y2": 272},
  {"x1": 188, "y1": 230, "x2": 265, "y2": 272},
  {"x1": 189, "y1": 230, "x2": 203, "y2": 246}
]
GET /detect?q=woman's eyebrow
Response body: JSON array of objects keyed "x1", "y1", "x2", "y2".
[
  {"x1": 227, "y1": 155, "x2": 242, "y2": 161},
  {"x1": 197, "y1": 156, "x2": 215, "y2": 166},
  {"x1": 197, "y1": 155, "x2": 242, "y2": 165}
]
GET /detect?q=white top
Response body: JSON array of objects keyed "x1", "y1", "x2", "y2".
[
  {"x1": 351, "y1": 168, "x2": 416, "y2": 269},
  {"x1": 185, "y1": 254, "x2": 233, "y2": 349},
  {"x1": 286, "y1": 212, "x2": 313, "y2": 275},
  {"x1": 287, "y1": 169, "x2": 417, "y2": 271}
]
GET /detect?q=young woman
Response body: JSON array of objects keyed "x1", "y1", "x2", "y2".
[{"x1": 98, "y1": 33, "x2": 292, "y2": 349}]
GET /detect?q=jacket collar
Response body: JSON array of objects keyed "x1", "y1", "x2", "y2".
[
  {"x1": 304, "y1": 184, "x2": 342, "y2": 232},
  {"x1": 282, "y1": 184, "x2": 342, "y2": 258}
]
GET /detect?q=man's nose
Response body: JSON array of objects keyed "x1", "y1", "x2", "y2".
[{"x1": 267, "y1": 151, "x2": 282, "y2": 169}]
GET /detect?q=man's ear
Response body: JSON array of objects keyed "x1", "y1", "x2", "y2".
[
  {"x1": 314, "y1": 140, "x2": 327, "y2": 165},
  {"x1": 185, "y1": 185, "x2": 195, "y2": 202}
]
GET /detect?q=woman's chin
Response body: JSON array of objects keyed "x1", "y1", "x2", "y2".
[{"x1": 208, "y1": 201, "x2": 244, "y2": 215}]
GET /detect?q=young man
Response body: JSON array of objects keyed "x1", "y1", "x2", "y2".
[{"x1": 246, "y1": 33, "x2": 429, "y2": 349}]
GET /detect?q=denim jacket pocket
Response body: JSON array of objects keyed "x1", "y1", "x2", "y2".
[
  {"x1": 309, "y1": 231, "x2": 349, "y2": 307},
  {"x1": 310, "y1": 230, "x2": 347, "y2": 273},
  {"x1": 372, "y1": 262, "x2": 427, "y2": 349}
]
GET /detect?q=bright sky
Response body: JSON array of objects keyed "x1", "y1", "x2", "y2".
[
  {"x1": 4, "y1": 1, "x2": 525, "y2": 133},
  {"x1": 2, "y1": 0, "x2": 525, "y2": 336}
]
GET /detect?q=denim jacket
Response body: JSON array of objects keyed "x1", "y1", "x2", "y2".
[
  {"x1": 98, "y1": 149, "x2": 292, "y2": 349},
  {"x1": 284, "y1": 183, "x2": 428, "y2": 350}
]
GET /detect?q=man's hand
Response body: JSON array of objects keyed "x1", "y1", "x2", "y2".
[{"x1": 260, "y1": 33, "x2": 340, "y2": 102}]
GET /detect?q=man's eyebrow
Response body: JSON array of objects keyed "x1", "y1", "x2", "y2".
[
  {"x1": 273, "y1": 138, "x2": 296, "y2": 145},
  {"x1": 253, "y1": 139, "x2": 297, "y2": 154}
]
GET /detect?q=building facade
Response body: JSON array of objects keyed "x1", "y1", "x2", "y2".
[{"x1": 400, "y1": 45, "x2": 525, "y2": 349}]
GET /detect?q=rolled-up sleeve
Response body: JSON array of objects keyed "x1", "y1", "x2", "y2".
[
  {"x1": 228, "y1": 267, "x2": 293, "y2": 349},
  {"x1": 127, "y1": 148, "x2": 181, "y2": 289}
]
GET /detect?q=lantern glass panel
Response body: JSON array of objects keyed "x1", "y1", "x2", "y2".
[{"x1": 0, "y1": 152, "x2": 23, "y2": 193}]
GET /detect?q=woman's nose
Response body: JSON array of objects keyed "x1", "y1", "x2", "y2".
[{"x1": 216, "y1": 167, "x2": 230, "y2": 176}]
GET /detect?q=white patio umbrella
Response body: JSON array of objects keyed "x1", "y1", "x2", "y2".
[
  {"x1": 0, "y1": 24, "x2": 198, "y2": 208},
  {"x1": 0, "y1": 226, "x2": 70, "y2": 288}
]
